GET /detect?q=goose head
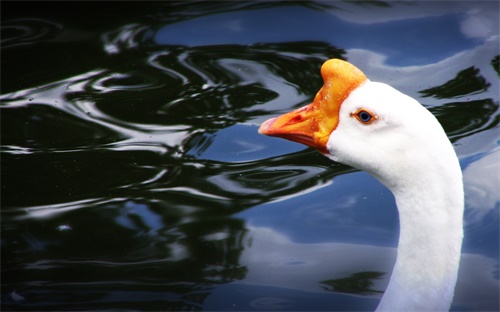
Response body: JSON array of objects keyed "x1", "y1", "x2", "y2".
[{"x1": 259, "y1": 59, "x2": 458, "y2": 192}]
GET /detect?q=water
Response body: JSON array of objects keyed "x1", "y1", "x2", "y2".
[{"x1": 1, "y1": 2, "x2": 499, "y2": 311}]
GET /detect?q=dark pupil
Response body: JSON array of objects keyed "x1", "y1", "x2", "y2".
[{"x1": 358, "y1": 111, "x2": 371, "y2": 122}]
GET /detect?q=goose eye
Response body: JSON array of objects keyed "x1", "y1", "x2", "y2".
[{"x1": 352, "y1": 109, "x2": 376, "y2": 124}]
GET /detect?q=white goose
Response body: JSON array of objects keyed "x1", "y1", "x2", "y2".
[{"x1": 259, "y1": 59, "x2": 464, "y2": 311}]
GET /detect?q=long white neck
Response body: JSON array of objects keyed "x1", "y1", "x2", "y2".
[{"x1": 376, "y1": 148, "x2": 464, "y2": 311}]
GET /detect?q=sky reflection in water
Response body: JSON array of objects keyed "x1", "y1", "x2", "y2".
[{"x1": 1, "y1": 1, "x2": 499, "y2": 311}]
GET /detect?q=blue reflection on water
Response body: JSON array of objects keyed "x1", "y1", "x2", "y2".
[
  {"x1": 155, "y1": 6, "x2": 478, "y2": 66},
  {"x1": 237, "y1": 171, "x2": 399, "y2": 247},
  {"x1": 205, "y1": 282, "x2": 379, "y2": 311},
  {"x1": 1, "y1": 1, "x2": 498, "y2": 310},
  {"x1": 190, "y1": 124, "x2": 303, "y2": 162}
]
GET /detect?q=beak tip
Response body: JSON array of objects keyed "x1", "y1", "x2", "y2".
[{"x1": 258, "y1": 118, "x2": 276, "y2": 135}]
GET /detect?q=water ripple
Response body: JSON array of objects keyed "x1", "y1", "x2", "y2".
[
  {"x1": 2, "y1": 3, "x2": 499, "y2": 311},
  {"x1": 101, "y1": 23, "x2": 153, "y2": 55},
  {"x1": 1, "y1": 18, "x2": 62, "y2": 48},
  {"x1": 90, "y1": 72, "x2": 164, "y2": 93}
]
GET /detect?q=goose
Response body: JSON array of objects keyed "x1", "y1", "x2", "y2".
[{"x1": 258, "y1": 59, "x2": 464, "y2": 311}]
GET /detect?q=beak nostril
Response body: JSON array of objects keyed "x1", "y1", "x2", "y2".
[{"x1": 288, "y1": 115, "x2": 302, "y2": 123}]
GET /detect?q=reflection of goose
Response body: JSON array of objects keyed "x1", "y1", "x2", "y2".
[{"x1": 259, "y1": 59, "x2": 464, "y2": 311}]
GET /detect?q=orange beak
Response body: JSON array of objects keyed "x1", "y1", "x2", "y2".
[{"x1": 258, "y1": 59, "x2": 367, "y2": 154}]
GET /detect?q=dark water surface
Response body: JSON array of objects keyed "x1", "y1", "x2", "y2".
[{"x1": 2, "y1": 2, "x2": 499, "y2": 311}]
